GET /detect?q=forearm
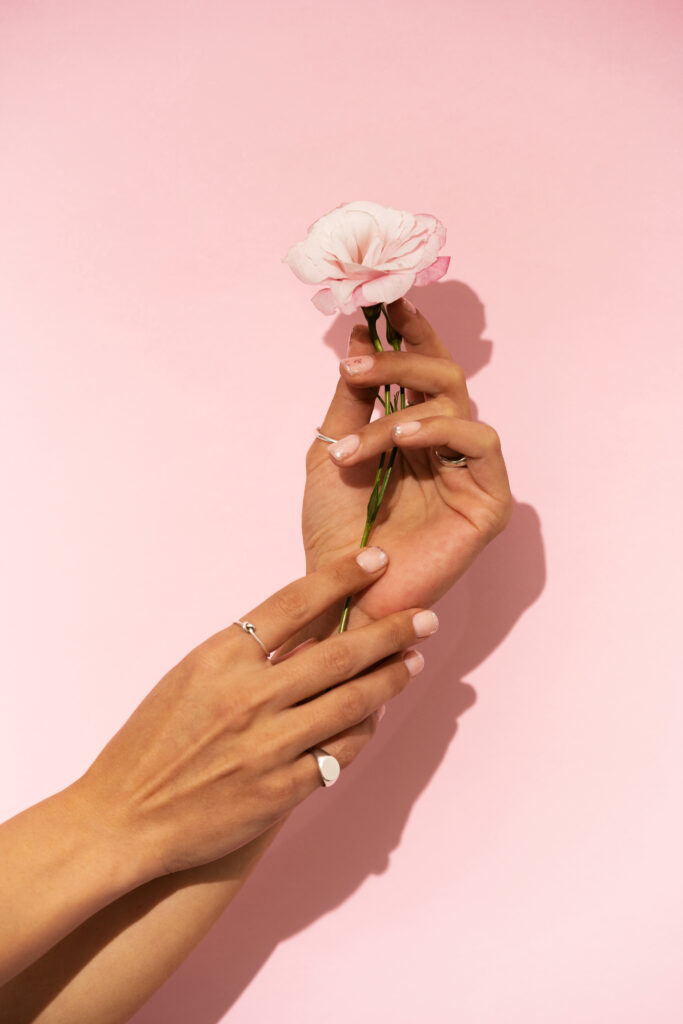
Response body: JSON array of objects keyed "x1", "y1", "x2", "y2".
[
  {"x1": 0, "y1": 785, "x2": 143, "y2": 985},
  {"x1": 0, "y1": 819, "x2": 286, "y2": 1024}
]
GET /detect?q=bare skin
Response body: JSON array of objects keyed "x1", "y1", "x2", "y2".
[
  {"x1": 0, "y1": 548, "x2": 435, "y2": 987},
  {"x1": 0, "y1": 298, "x2": 511, "y2": 1023}
]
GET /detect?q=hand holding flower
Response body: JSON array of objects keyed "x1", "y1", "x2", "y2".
[{"x1": 301, "y1": 299, "x2": 512, "y2": 632}]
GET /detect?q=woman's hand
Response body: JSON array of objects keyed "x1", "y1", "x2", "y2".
[
  {"x1": 302, "y1": 298, "x2": 512, "y2": 626},
  {"x1": 71, "y1": 547, "x2": 436, "y2": 882}
]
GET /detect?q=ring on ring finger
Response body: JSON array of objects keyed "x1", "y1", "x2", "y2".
[{"x1": 433, "y1": 449, "x2": 468, "y2": 468}]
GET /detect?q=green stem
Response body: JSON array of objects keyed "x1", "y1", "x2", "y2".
[{"x1": 337, "y1": 304, "x2": 403, "y2": 633}]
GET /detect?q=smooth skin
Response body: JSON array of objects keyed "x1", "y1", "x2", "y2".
[
  {"x1": 0, "y1": 299, "x2": 511, "y2": 1023},
  {"x1": 0, "y1": 547, "x2": 434, "y2": 988},
  {"x1": 292, "y1": 295, "x2": 512, "y2": 643}
]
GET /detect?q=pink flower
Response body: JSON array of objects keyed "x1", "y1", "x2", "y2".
[{"x1": 283, "y1": 200, "x2": 450, "y2": 315}]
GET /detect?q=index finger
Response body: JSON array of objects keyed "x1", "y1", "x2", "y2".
[
  {"x1": 385, "y1": 297, "x2": 452, "y2": 359},
  {"x1": 229, "y1": 547, "x2": 389, "y2": 662}
]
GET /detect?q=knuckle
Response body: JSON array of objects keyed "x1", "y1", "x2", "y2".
[
  {"x1": 262, "y1": 769, "x2": 299, "y2": 811},
  {"x1": 476, "y1": 494, "x2": 513, "y2": 539},
  {"x1": 326, "y1": 559, "x2": 352, "y2": 590},
  {"x1": 481, "y1": 424, "x2": 502, "y2": 453},
  {"x1": 321, "y1": 640, "x2": 355, "y2": 678},
  {"x1": 388, "y1": 619, "x2": 408, "y2": 652},
  {"x1": 183, "y1": 641, "x2": 224, "y2": 678},
  {"x1": 338, "y1": 684, "x2": 369, "y2": 723},
  {"x1": 332, "y1": 733, "x2": 364, "y2": 768},
  {"x1": 271, "y1": 583, "x2": 310, "y2": 623},
  {"x1": 448, "y1": 362, "x2": 467, "y2": 389}
]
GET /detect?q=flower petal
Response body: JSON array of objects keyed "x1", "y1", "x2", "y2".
[
  {"x1": 283, "y1": 240, "x2": 333, "y2": 284},
  {"x1": 311, "y1": 287, "x2": 340, "y2": 315},
  {"x1": 413, "y1": 255, "x2": 450, "y2": 287},
  {"x1": 360, "y1": 271, "x2": 416, "y2": 306}
]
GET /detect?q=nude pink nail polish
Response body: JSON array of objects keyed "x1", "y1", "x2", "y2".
[
  {"x1": 329, "y1": 434, "x2": 360, "y2": 461},
  {"x1": 356, "y1": 546, "x2": 388, "y2": 572},
  {"x1": 341, "y1": 355, "x2": 374, "y2": 375},
  {"x1": 403, "y1": 650, "x2": 425, "y2": 676},
  {"x1": 393, "y1": 421, "x2": 421, "y2": 437},
  {"x1": 412, "y1": 611, "x2": 439, "y2": 637}
]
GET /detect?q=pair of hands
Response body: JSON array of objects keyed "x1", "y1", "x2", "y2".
[{"x1": 73, "y1": 298, "x2": 511, "y2": 886}]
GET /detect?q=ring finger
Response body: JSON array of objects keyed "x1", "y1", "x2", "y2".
[{"x1": 392, "y1": 415, "x2": 510, "y2": 501}]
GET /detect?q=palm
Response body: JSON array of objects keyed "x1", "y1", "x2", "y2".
[{"x1": 303, "y1": 442, "x2": 486, "y2": 623}]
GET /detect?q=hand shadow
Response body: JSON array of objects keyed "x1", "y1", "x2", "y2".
[
  {"x1": 321, "y1": 279, "x2": 493, "y2": 381},
  {"x1": 131, "y1": 283, "x2": 546, "y2": 1024}
]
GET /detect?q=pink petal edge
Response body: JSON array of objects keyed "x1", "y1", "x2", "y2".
[{"x1": 413, "y1": 255, "x2": 450, "y2": 287}]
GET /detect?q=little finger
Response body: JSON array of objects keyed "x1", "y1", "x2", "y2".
[{"x1": 392, "y1": 415, "x2": 511, "y2": 503}]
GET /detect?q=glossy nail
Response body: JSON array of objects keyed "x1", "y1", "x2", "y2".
[
  {"x1": 403, "y1": 650, "x2": 425, "y2": 677},
  {"x1": 341, "y1": 355, "x2": 375, "y2": 375},
  {"x1": 378, "y1": 704, "x2": 387, "y2": 722},
  {"x1": 329, "y1": 434, "x2": 360, "y2": 462},
  {"x1": 356, "y1": 546, "x2": 388, "y2": 572},
  {"x1": 413, "y1": 610, "x2": 439, "y2": 637},
  {"x1": 401, "y1": 297, "x2": 417, "y2": 315},
  {"x1": 393, "y1": 421, "x2": 421, "y2": 438}
]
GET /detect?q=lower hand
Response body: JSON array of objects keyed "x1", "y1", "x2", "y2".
[
  {"x1": 71, "y1": 548, "x2": 437, "y2": 881},
  {"x1": 302, "y1": 298, "x2": 512, "y2": 626}
]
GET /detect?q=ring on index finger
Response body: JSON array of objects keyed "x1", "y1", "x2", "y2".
[
  {"x1": 234, "y1": 619, "x2": 271, "y2": 659},
  {"x1": 315, "y1": 427, "x2": 339, "y2": 444}
]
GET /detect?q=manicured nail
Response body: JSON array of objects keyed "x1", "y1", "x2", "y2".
[
  {"x1": 403, "y1": 649, "x2": 425, "y2": 677},
  {"x1": 356, "y1": 546, "x2": 388, "y2": 572},
  {"x1": 393, "y1": 421, "x2": 421, "y2": 438},
  {"x1": 329, "y1": 434, "x2": 360, "y2": 462},
  {"x1": 341, "y1": 355, "x2": 375, "y2": 375},
  {"x1": 401, "y1": 297, "x2": 417, "y2": 315},
  {"x1": 378, "y1": 703, "x2": 386, "y2": 722},
  {"x1": 413, "y1": 610, "x2": 439, "y2": 637}
]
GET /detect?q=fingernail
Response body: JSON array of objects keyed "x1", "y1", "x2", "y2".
[
  {"x1": 377, "y1": 703, "x2": 386, "y2": 722},
  {"x1": 329, "y1": 434, "x2": 360, "y2": 462},
  {"x1": 356, "y1": 546, "x2": 388, "y2": 572},
  {"x1": 413, "y1": 610, "x2": 439, "y2": 637},
  {"x1": 341, "y1": 355, "x2": 375, "y2": 376},
  {"x1": 401, "y1": 297, "x2": 417, "y2": 315},
  {"x1": 403, "y1": 649, "x2": 425, "y2": 676},
  {"x1": 393, "y1": 421, "x2": 421, "y2": 438}
]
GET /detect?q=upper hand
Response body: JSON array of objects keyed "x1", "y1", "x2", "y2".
[
  {"x1": 72, "y1": 549, "x2": 436, "y2": 880},
  {"x1": 302, "y1": 298, "x2": 512, "y2": 625}
]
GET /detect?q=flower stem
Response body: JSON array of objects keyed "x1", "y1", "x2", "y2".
[{"x1": 337, "y1": 304, "x2": 403, "y2": 633}]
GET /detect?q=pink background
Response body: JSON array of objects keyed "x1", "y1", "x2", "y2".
[{"x1": 1, "y1": 1, "x2": 681, "y2": 1021}]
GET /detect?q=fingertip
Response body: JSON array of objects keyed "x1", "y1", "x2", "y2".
[
  {"x1": 355, "y1": 546, "x2": 389, "y2": 573},
  {"x1": 392, "y1": 421, "x2": 422, "y2": 440}
]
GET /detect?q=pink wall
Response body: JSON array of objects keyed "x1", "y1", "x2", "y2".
[{"x1": 1, "y1": 1, "x2": 681, "y2": 1021}]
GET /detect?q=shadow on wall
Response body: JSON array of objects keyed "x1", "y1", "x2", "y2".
[{"x1": 131, "y1": 281, "x2": 545, "y2": 1024}]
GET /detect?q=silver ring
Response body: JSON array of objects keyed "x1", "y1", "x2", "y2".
[
  {"x1": 433, "y1": 448, "x2": 468, "y2": 468},
  {"x1": 234, "y1": 619, "x2": 270, "y2": 658},
  {"x1": 315, "y1": 428, "x2": 339, "y2": 444},
  {"x1": 309, "y1": 746, "x2": 341, "y2": 787}
]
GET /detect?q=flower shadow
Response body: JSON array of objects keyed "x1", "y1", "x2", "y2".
[
  {"x1": 131, "y1": 492, "x2": 546, "y2": 1024},
  {"x1": 322, "y1": 279, "x2": 493, "y2": 381}
]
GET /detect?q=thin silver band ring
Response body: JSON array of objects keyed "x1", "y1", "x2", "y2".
[
  {"x1": 433, "y1": 449, "x2": 468, "y2": 468},
  {"x1": 234, "y1": 619, "x2": 270, "y2": 658},
  {"x1": 315, "y1": 428, "x2": 339, "y2": 444}
]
